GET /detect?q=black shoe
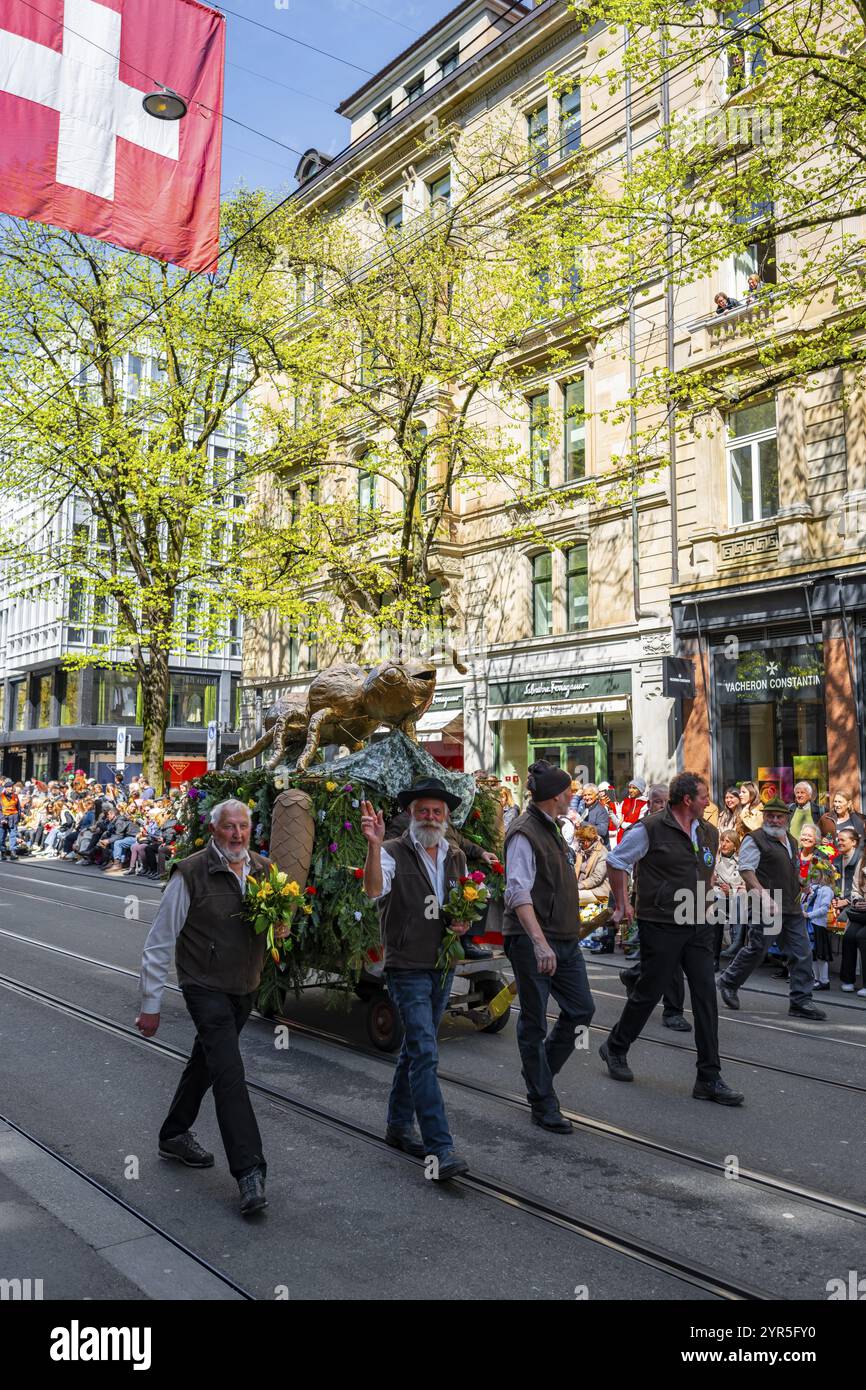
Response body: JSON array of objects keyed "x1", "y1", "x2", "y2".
[
  {"x1": 158, "y1": 1131, "x2": 214, "y2": 1167},
  {"x1": 431, "y1": 1153, "x2": 469, "y2": 1182},
  {"x1": 461, "y1": 943, "x2": 493, "y2": 960},
  {"x1": 718, "y1": 980, "x2": 740, "y2": 1010},
  {"x1": 693, "y1": 1078, "x2": 745, "y2": 1106},
  {"x1": 599, "y1": 1041, "x2": 633, "y2": 1082},
  {"x1": 384, "y1": 1126, "x2": 426, "y2": 1158},
  {"x1": 663, "y1": 1014, "x2": 693, "y2": 1033},
  {"x1": 238, "y1": 1167, "x2": 268, "y2": 1215},
  {"x1": 531, "y1": 1111, "x2": 573, "y2": 1134},
  {"x1": 789, "y1": 1002, "x2": 827, "y2": 1020}
]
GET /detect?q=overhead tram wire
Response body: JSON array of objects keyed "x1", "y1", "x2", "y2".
[{"x1": 0, "y1": 0, "x2": 793, "y2": 454}]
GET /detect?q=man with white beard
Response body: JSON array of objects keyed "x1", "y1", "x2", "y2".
[
  {"x1": 361, "y1": 778, "x2": 470, "y2": 1181},
  {"x1": 717, "y1": 796, "x2": 826, "y2": 1019}
]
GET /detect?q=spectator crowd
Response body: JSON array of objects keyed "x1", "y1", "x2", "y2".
[{"x1": 0, "y1": 771, "x2": 190, "y2": 878}]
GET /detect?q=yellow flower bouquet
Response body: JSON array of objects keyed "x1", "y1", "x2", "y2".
[
  {"x1": 245, "y1": 862, "x2": 306, "y2": 964},
  {"x1": 436, "y1": 872, "x2": 491, "y2": 986}
]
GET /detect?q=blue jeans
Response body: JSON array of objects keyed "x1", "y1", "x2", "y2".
[
  {"x1": 112, "y1": 835, "x2": 138, "y2": 863},
  {"x1": 504, "y1": 934, "x2": 596, "y2": 1115},
  {"x1": 385, "y1": 969, "x2": 455, "y2": 1158},
  {"x1": 0, "y1": 815, "x2": 19, "y2": 855}
]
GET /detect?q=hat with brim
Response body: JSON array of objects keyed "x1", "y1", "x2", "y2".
[
  {"x1": 761, "y1": 796, "x2": 790, "y2": 814},
  {"x1": 397, "y1": 777, "x2": 462, "y2": 812}
]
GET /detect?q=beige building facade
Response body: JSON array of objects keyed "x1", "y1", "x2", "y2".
[{"x1": 242, "y1": 0, "x2": 866, "y2": 806}]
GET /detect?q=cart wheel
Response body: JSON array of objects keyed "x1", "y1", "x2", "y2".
[
  {"x1": 366, "y1": 994, "x2": 404, "y2": 1052},
  {"x1": 476, "y1": 977, "x2": 512, "y2": 1033}
]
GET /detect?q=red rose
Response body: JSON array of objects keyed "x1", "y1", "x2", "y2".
[
  {"x1": 472, "y1": 810, "x2": 481, "y2": 820},
  {"x1": 459, "y1": 875, "x2": 470, "y2": 884},
  {"x1": 470, "y1": 870, "x2": 485, "y2": 884},
  {"x1": 305, "y1": 886, "x2": 317, "y2": 895},
  {"x1": 353, "y1": 868, "x2": 364, "y2": 879},
  {"x1": 491, "y1": 860, "x2": 504, "y2": 874}
]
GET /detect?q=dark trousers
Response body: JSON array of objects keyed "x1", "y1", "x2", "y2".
[
  {"x1": 720, "y1": 911, "x2": 814, "y2": 1007},
  {"x1": 504, "y1": 933, "x2": 595, "y2": 1116},
  {"x1": 620, "y1": 961, "x2": 685, "y2": 1018},
  {"x1": 841, "y1": 915, "x2": 866, "y2": 986},
  {"x1": 607, "y1": 921, "x2": 721, "y2": 1082},
  {"x1": 160, "y1": 984, "x2": 265, "y2": 1178}
]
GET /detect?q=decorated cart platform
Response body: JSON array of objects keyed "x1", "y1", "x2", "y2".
[{"x1": 173, "y1": 731, "x2": 512, "y2": 1050}]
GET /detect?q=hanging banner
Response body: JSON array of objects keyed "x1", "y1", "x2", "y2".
[{"x1": 0, "y1": 0, "x2": 225, "y2": 272}]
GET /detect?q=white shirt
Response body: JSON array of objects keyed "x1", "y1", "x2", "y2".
[
  {"x1": 379, "y1": 830, "x2": 450, "y2": 904},
  {"x1": 138, "y1": 844, "x2": 253, "y2": 1014}
]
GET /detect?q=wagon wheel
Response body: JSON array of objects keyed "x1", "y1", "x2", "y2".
[
  {"x1": 365, "y1": 993, "x2": 404, "y2": 1052},
  {"x1": 476, "y1": 976, "x2": 512, "y2": 1034}
]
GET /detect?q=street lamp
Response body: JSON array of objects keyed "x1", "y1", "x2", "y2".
[{"x1": 142, "y1": 87, "x2": 188, "y2": 121}]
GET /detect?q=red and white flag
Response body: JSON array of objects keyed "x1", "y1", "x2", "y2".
[{"x1": 0, "y1": 0, "x2": 225, "y2": 272}]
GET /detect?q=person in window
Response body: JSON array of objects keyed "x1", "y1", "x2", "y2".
[
  {"x1": 744, "y1": 272, "x2": 766, "y2": 302},
  {"x1": 714, "y1": 291, "x2": 741, "y2": 315}
]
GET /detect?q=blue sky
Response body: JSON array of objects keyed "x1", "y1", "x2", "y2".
[{"x1": 214, "y1": 0, "x2": 447, "y2": 197}]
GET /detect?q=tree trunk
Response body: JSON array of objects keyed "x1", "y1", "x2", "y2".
[{"x1": 140, "y1": 645, "x2": 170, "y2": 791}]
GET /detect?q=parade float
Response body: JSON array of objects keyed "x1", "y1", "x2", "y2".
[{"x1": 172, "y1": 660, "x2": 510, "y2": 1048}]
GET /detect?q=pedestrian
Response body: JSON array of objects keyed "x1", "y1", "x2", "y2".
[
  {"x1": 834, "y1": 828, "x2": 862, "y2": 924},
  {"x1": 615, "y1": 776, "x2": 647, "y2": 844},
  {"x1": 840, "y1": 853, "x2": 866, "y2": 995},
  {"x1": 718, "y1": 786, "x2": 744, "y2": 838},
  {"x1": 827, "y1": 791, "x2": 865, "y2": 840},
  {"x1": 0, "y1": 779, "x2": 22, "y2": 860},
  {"x1": 717, "y1": 796, "x2": 827, "y2": 1020},
  {"x1": 739, "y1": 781, "x2": 763, "y2": 831},
  {"x1": 803, "y1": 851, "x2": 837, "y2": 991},
  {"x1": 599, "y1": 773, "x2": 743, "y2": 1104},
  {"x1": 360, "y1": 778, "x2": 470, "y2": 1181},
  {"x1": 500, "y1": 785, "x2": 519, "y2": 830},
  {"x1": 503, "y1": 761, "x2": 595, "y2": 1134},
  {"x1": 136, "y1": 800, "x2": 276, "y2": 1216},
  {"x1": 787, "y1": 780, "x2": 824, "y2": 840}
]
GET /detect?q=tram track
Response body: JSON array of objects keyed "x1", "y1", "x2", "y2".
[
  {"x1": 0, "y1": 1108, "x2": 256, "y2": 1301},
  {"x1": 586, "y1": 953, "x2": 866, "y2": 1013},
  {"x1": 2, "y1": 928, "x2": 864, "y2": 1230},
  {"x1": 0, "y1": 967, "x2": 776, "y2": 1302}
]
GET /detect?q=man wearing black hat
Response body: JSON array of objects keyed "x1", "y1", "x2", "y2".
[
  {"x1": 599, "y1": 773, "x2": 744, "y2": 1104},
  {"x1": 503, "y1": 761, "x2": 595, "y2": 1133},
  {"x1": 717, "y1": 796, "x2": 826, "y2": 1020},
  {"x1": 361, "y1": 778, "x2": 470, "y2": 1181}
]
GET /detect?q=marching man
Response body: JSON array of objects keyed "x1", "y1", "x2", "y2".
[{"x1": 361, "y1": 777, "x2": 470, "y2": 1182}]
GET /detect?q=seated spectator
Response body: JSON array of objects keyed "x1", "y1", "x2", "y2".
[
  {"x1": 574, "y1": 824, "x2": 609, "y2": 906},
  {"x1": 714, "y1": 291, "x2": 741, "y2": 314}
]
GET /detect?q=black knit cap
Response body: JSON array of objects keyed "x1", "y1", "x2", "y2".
[{"x1": 527, "y1": 761, "x2": 572, "y2": 802}]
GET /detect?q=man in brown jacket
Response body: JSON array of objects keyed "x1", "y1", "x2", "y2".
[{"x1": 136, "y1": 799, "x2": 276, "y2": 1215}]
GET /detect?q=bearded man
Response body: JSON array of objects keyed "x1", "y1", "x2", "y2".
[
  {"x1": 717, "y1": 795, "x2": 826, "y2": 1020},
  {"x1": 361, "y1": 777, "x2": 470, "y2": 1182}
]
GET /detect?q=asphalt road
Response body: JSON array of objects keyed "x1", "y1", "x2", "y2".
[{"x1": 1, "y1": 856, "x2": 864, "y2": 1301}]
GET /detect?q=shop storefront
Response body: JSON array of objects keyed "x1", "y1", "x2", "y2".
[
  {"x1": 415, "y1": 687, "x2": 464, "y2": 771},
  {"x1": 488, "y1": 669, "x2": 633, "y2": 790},
  {"x1": 713, "y1": 638, "x2": 827, "y2": 800}
]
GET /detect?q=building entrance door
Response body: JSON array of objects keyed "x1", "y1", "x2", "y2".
[{"x1": 527, "y1": 735, "x2": 606, "y2": 785}]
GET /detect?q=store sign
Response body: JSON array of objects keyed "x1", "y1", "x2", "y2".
[
  {"x1": 662, "y1": 656, "x2": 696, "y2": 700},
  {"x1": 715, "y1": 645, "x2": 823, "y2": 703},
  {"x1": 427, "y1": 688, "x2": 464, "y2": 714},
  {"x1": 489, "y1": 669, "x2": 631, "y2": 706}
]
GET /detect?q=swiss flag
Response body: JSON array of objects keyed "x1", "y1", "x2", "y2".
[{"x1": 0, "y1": 0, "x2": 225, "y2": 272}]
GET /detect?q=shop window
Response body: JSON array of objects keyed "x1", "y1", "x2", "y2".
[
  {"x1": 528, "y1": 392, "x2": 550, "y2": 489},
  {"x1": 532, "y1": 552, "x2": 553, "y2": 636},
  {"x1": 36, "y1": 674, "x2": 53, "y2": 729},
  {"x1": 567, "y1": 544, "x2": 589, "y2": 631},
  {"x1": 559, "y1": 86, "x2": 581, "y2": 154},
  {"x1": 727, "y1": 398, "x2": 778, "y2": 524},
  {"x1": 60, "y1": 670, "x2": 80, "y2": 726},
  {"x1": 94, "y1": 670, "x2": 139, "y2": 724},
  {"x1": 527, "y1": 103, "x2": 549, "y2": 174},
  {"x1": 714, "y1": 640, "x2": 827, "y2": 798},
  {"x1": 170, "y1": 674, "x2": 218, "y2": 729},
  {"x1": 11, "y1": 680, "x2": 27, "y2": 730},
  {"x1": 563, "y1": 378, "x2": 586, "y2": 480}
]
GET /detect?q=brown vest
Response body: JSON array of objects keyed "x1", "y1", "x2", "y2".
[
  {"x1": 378, "y1": 833, "x2": 466, "y2": 970},
  {"x1": 634, "y1": 808, "x2": 718, "y2": 925},
  {"x1": 747, "y1": 829, "x2": 803, "y2": 913},
  {"x1": 171, "y1": 843, "x2": 270, "y2": 994},
  {"x1": 503, "y1": 804, "x2": 581, "y2": 939}
]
